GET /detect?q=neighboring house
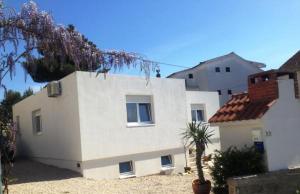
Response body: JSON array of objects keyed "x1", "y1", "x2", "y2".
[
  {"x1": 280, "y1": 50, "x2": 300, "y2": 72},
  {"x1": 209, "y1": 70, "x2": 300, "y2": 171},
  {"x1": 168, "y1": 52, "x2": 265, "y2": 105},
  {"x1": 13, "y1": 71, "x2": 220, "y2": 179},
  {"x1": 280, "y1": 50, "x2": 300, "y2": 99}
]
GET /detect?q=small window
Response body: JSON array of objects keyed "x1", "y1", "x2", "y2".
[
  {"x1": 191, "y1": 110, "x2": 205, "y2": 122},
  {"x1": 262, "y1": 75, "x2": 269, "y2": 82},
  {"x1": 119, "y1": 161, "x2": 134, "y2": 175},
  {"x1": 126, "y1": 96, "x2": 153, "y2": 125},
  {"x1": 188, "y1": 73, "x2": 193, "y2": 79},
  {"x1": 16, "y1": 116, "x2": 20, "y2": 131},
  {"x1": 32, "y1": 109, "x2": 42, "y2": 134},
  {"x1": 215, "y1": 67, "x2": 220, "y2": 72},
  {"x1": 161, "y1": 155, "x2": 173, "y2": 167},
  {"x1": 217, "y1": 90, "x2": 222, "y2": 95},
  {"x1": 226, "y1": 67, "x2": 231, "y2": 72},
  {"x1": 191, "y1": 104, "x2": 206, "y2": 122},
  {"x1": 228, "y1": 90, "x2": 232, "y2": 95}
]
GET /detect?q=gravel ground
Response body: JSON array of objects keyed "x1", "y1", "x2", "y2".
[{"x1": 8, "y1": 159, "x2": 212, "y2": 194}]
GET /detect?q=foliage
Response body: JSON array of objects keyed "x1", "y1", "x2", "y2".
[
  {"x1": 0, "y1": 0, "x2": 158, "y2": 87},
  {"x1": 23, "y1": 24, "x2": 100, "y2": 82},
  {"x1": 22, "y1": 87, "x2": 34, "y2": 99},
  {"x1": 182, "y1": 122, "x2": 213, "y2": 184},
  {"x1": 0, "y1": 88, "x2": 32, "y2": 193},
  {"x1": 210, "y1": 146, "x2": 266, "y2": 194},
  {"x1": 0, "y1": 121, "x2": 17, "y2": 193},
  {"x1": 0, "y1": 88, "x2": 33, "y2": 123}
]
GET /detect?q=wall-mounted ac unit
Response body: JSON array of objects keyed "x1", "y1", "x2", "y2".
[{"x1": 47, "y1": 81, "x2": 62, "y2": 97}]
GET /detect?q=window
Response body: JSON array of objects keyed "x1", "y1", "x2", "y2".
[
  {"x1": 191, "y1": 109, "x2": 205, "y2": 122},
  {"x1": 119, "y1": 161, "x2": 134, "y2": 175},
  {"x1": 191, "y1": 104, "x2": 206, "y2": 122},
  {"x1": 217, "y1": 90, "x2": 222, "y2": 95},
  {"x1": 228, "y1": 90, "x2": 232, "y2": 95},
  {"x1": 126, "y1": 96, "x2": 153, "y2": 125},
  {"x1": 215, "y1": 67, "x2": 220, "y2": 72},
  {"x1": 16, "y1": 116, "x2": 20, "y2": 131},
  {"x1": 161, "y1": 155, "x2": 173, "y2": 167},
  {"x1": 226, "y1": 67, "x2": 231, "y2": 72},
  {"x1": 188, "y1": 73, "x2": 193, "y2": 79},
  {"x1": 32, "y1": 109, "x2": 42, "y2": 134}
]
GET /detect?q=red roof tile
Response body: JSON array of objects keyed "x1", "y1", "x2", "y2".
[{"x1": 209, "y1": 93, "x2": 276, "y2": 123}]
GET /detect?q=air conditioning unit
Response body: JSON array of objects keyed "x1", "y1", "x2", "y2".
[{"x1": 47, "y1": 81, "x2": 62, "y2": 97}]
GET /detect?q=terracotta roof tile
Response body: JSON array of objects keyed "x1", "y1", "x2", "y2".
[{"x1": 209, "y1": 93, "x2": 276, "y2": 123}]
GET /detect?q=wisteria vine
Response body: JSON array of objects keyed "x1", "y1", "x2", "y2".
[{"x1": 0, "y1": 0, "x2": 159, "y2": 87}]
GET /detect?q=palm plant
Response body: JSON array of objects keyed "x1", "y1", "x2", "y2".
[{"x1": 182, "y1": 122, "x2": 214, "y2": 184}]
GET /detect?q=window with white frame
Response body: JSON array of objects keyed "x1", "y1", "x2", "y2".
[
  {"x1": 119, "y1": 161, "x2": 134, "y2": 175},
  {"x1": 126, "y1": 95, "x2": 153, "y2": 125},
  {"x1": 32, "y1": 109, "x2": 42, "y2": 134},
  {"x1": 161, "y1": 155, "x2": 173, "y2": 167},
  {"x1": 191, "y1": 104, "x2": 206, "y2": 122}
]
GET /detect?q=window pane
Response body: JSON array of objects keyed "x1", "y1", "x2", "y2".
[
  {"x1": 119, "y1": 161, "x2": 133, "y2": 174},
  {"x1": 196, "y1": 110, "x2": 204, "y2": 122},
  {"x1": 139, "y1": 103, "x2": 151, "y2": 122},
  {"x1": 126, "y1": 103, "x2": 138, "y2": 122},
  {"x1": 35, "y1": 116, "x2": 41, "y2": 132},
  {"x1": 191, "y1": 110, "x2": 197, "y2": 122},
  {"x1": 16, "y1": 116, "x2": 20, "y2": 131},
  {"x1": 161, "y1": 155, "x2": 172, "y2": 166}
]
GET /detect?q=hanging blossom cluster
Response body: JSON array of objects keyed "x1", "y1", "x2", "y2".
[{"x1": 0, "y1": 0, "x2": 158, "y2": 86}]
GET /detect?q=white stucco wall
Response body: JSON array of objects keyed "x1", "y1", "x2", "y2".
[
  {"x1": 76, "y1": 72, "x2": 188, "y2": 179},
  {"x1": 214, "y1": 120, "x2": 263, "y2": 151},
  {"x1": 205, "y1": 55, "x2": 263, "y2": 105},
  {"x1": 13, "y1": 73, "x2": 82, "y2": 172},
  {"x1": 214, "y1": 77, "x2": 300, "y2": 172},
  {"x1": 185, "y1": 91, "x2": 221, "y2": 154},
  {"x1": 13, "y1": 71, "x2": 221, "y2": 179},
  {"x1": 262, "y1": 78, "x2": 300, "y2": 171}
]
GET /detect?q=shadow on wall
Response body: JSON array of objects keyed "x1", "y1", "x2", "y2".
[{"x1": 10, "y1": 159, "x2": 81, "y2": 185}]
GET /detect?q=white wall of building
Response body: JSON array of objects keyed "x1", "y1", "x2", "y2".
[
  {"x1": 13, "y1": 71, "x2": 221, "y2": 179},
  {"x1": 262, "y1": 78, "x2": 300, "y2": 171},
  {"x1": 185, "y1": 91, "x2": 221, "y2": 154},
  {"x1": 213, "y1": 120, "x2": 263, "y2": 151},
  {"x1": 76, "y1": 72, "x2": 189, "y2": 179},
  {"x1": 213, "y1": 76, "x2": 300, "y2": 172},
  {"x1": 169, "y1": 53, "x2": 264, "y2": 105},
  {"x1": 13, "y1": 73, "x2": 83, "y2": 172}
]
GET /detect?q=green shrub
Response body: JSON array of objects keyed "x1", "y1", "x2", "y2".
[{"x1": 210, "y1": 146, "x2": 266, "y2": 194}]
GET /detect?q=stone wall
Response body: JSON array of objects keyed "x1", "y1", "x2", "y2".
[{"x1": 227, "y1": 169, "x2": 300, "y2": 194}]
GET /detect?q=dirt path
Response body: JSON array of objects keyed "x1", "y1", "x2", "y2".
[{"x1": 9, "y1": 159, "x2": 209, "y2": 194}]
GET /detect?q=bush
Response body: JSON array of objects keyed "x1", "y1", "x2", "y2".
[{"x1": 210, "y1": 146, "x2": 266, "y2": 194}]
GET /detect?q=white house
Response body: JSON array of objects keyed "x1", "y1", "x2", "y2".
[
  {"x1": 209, "y1": 70, "x2": 300, "y2": 171},
  {"x1": 13, "y1": 71, "x2": 220, "y2": 179},
  {"x1": 168, "y1": 52, "x2": 265, "y2": 105}
]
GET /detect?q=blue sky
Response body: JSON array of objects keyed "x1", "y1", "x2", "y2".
[{"x1": 3, "y1": 0, "x2": 300, "y2": 96}]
